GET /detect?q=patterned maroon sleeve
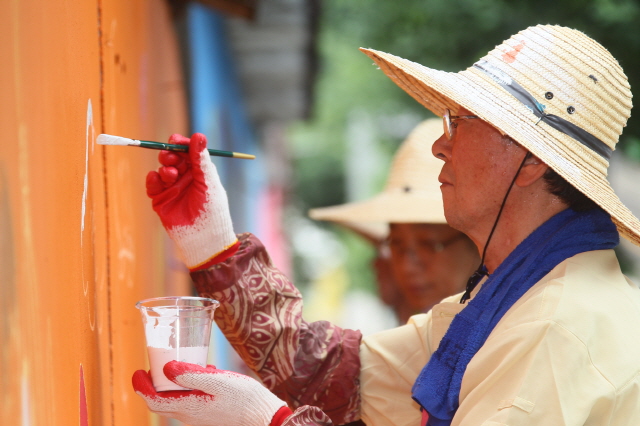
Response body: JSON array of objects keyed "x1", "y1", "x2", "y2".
[
  {"x1": 281, "y1": 406, "x2": 334, "y2": 426},
  {"x1": 190, "y1": 233, "x2": 363, "y2": 424}
]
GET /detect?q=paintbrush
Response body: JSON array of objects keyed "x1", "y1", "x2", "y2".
[{"x1": 97, "y1": 134, "x2": 256, "y2": 160}]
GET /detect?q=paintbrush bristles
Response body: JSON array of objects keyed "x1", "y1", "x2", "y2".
[{"x1": 97, "y1": 134, "x2": 141, "y2": 146}]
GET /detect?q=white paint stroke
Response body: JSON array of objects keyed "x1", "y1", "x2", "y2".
[
  {"x1": 81, "y1": 99, "x2": 92, "y2": 236},
  {"x1": 21, "y1": 361, "x2": 31, "y2": 426}
]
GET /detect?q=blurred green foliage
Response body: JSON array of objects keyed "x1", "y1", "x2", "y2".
[
  {"x1": 288, "y1": 0, "x2": 640, "y2": 290},
  {"x1": 322, "y1": 0, "x2": 640, "y2": 146}
]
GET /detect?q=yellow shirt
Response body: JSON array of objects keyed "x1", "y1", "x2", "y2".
[{"x1": 360, "y1": 250, "x2": 640, "y2": 426}]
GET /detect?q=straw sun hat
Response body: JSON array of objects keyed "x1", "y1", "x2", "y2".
[
  {"x1": 309, "y1": 118, "x2": 447, "y2": 240},
  {"x1": 360, "y1": 24, "x2": 640, "y2": 247}
]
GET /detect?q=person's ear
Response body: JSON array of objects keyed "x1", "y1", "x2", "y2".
[{"x1": 515, "y1": 153, "x2": 548, "y2": 187}]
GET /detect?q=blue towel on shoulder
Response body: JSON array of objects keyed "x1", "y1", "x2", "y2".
[{"x1": 412, "y1": 207, "x2": 619, "y2": 426}]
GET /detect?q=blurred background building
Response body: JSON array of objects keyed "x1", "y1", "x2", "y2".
[{"x1": 2, "y1": 0, "x2": 640, "y2": 424}]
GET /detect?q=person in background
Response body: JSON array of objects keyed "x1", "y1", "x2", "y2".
[
  {"x1": 132, "y1": 24, "x2": 640, "y2": 426},
  {"x1": 309, "y1": 118, "x2": 478, "y2": 324}
]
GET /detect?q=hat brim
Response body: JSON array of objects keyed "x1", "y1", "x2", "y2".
[
  {"x1": 317, "y1": 220, "x2": 389, "y2": 243},
  {"x1": 361, "y1": 48, "x2": 640, "y2": 247},
  {"x1": 309, "y1": 189, "x2": 447, "y2": 226}
]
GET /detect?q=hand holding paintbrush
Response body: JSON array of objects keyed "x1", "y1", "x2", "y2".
[{"x1": 141, "y1": 133, "x2": 240, "y2": 270}]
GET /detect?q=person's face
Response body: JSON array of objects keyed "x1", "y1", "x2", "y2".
[
  {"x1": 387, "y1": 223, "x2": 478, "y2": 313},
  {"x1": 432, "y1": 107, "x2": 528, "y2": 238}
]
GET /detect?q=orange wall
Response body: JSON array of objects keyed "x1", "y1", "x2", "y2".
[{"x1": 0, "y1": 0, "x2": 191, "y2": 424}]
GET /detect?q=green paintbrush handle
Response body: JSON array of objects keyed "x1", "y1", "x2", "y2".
[{"x1": 139, "y1": 140, "x2": 255, "y2": 159}]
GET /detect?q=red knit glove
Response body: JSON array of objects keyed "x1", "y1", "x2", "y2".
[
  {"x1": 146, "y1": 133, "x2": 239, "y2": 270},
  {"x1": 133, "y1": 361, "x2": 293, "y2": 426}
]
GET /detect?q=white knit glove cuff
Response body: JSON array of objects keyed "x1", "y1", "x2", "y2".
[{"x1": 172, "y1": 370, "x2": 287, "y2": 426}]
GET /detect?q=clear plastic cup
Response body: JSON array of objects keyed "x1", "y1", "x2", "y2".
[{"x1": 136, "y1": 296, "x2": 220, "y2": 391}]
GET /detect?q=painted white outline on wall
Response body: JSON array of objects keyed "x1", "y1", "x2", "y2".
[
  {"x1": 81, "y1": 99, "x2": 97, "y2": 331},
  {"x1": 21, "y1": 362, "x2": 31, "y2": 426},
  {"x1": 81, "y1": 99, "x2": 92, "y2": 236}
]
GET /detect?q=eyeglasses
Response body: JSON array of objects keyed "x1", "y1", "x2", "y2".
[
  {"x1": 427, "y1": 233, "x2": 468, "y2": 253},
  {"x1": 443, "y1": 108, "x2": 479, "y2": 140},
  {"x1": 387, "y1": 232, "x2": 467, "y2": 256}
]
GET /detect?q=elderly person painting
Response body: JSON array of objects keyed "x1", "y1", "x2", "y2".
[
  {"x1": 309, "y1": 118, "x2": 478, "y2": 325},
  {"x1": 132, "y1": 25, "x2": 640, "y2": 426}
]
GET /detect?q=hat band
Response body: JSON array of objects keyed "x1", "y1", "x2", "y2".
[{"x1": 474, "y1": 61, "x2": 612, "y2": 161}]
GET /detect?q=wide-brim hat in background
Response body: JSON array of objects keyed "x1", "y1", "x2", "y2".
[
  {"x1": 309, "y1": 118, "x2": 447, "y2": 238},
  {"x1": 323, "y1": 221, "x2": 389, "y2": 245},
  {"x1": 360, "y1": 24, "x2": 640, "y2": 247}
]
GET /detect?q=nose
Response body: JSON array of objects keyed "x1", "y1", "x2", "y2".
[
  {"x1": 398, "y1": 248, "x2": 423, "y2": 274},
  {"x1": 432, "y1": 133, "x2": 451, "y2": 162}
]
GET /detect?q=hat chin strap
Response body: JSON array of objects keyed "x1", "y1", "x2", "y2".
[{"x1": 460, "y1": 151, "x2": 531, "y2": 304}]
